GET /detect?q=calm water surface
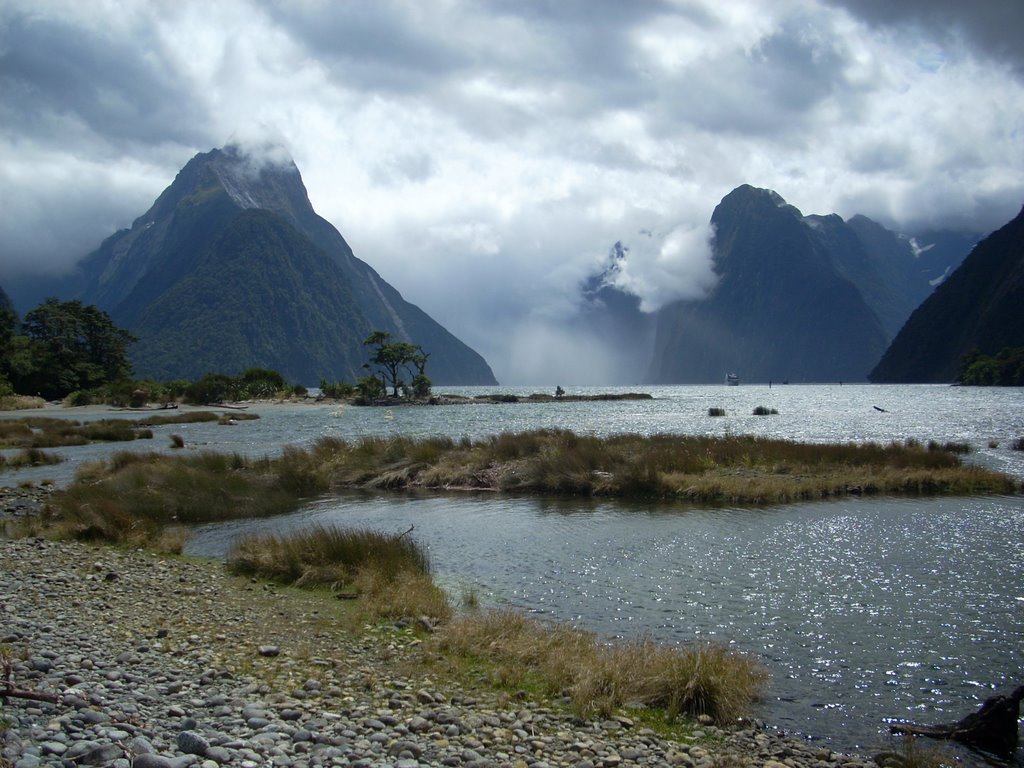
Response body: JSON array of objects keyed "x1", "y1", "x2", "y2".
[{"x1": 4, "y1": 385, "x2": 1023, "y2": 757}]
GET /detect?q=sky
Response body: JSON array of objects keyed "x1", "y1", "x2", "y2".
[{"x1": 2, "y1": 1, "x2": 1023, "y2": 384}]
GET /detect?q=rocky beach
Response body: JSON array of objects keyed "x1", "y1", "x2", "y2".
[{"x1": 1, "y1": 527, "x2": 889, "y2": 768}]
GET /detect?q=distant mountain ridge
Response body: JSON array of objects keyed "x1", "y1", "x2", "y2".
[
  {"x1": 870, "y1": 205, "x2": 1024, "y2": 383},
  {"x1": 67, "y1": 145, "x2": 497, "y2": 386},
  {"x1": 645, "y1": 185, "x2": 976, "y2": 384}
]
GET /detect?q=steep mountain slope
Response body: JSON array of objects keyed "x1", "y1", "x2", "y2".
[
  {"x1": 870, "y1": 205, "x2": 1024, "y2": 383},
  {"x1": 74, "y1": 146, "x2": 496, "y2": 385},
  {"x1": 839, "y1": 215, "x2": 977, "y2": 337},
  {"x1": 647, "y1": 185, "x2": 889, "y2": 383}
]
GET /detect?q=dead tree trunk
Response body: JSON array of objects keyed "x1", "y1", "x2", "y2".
[{"x1": 890, "y1": 685, "x2": 1024, "y2": 758}]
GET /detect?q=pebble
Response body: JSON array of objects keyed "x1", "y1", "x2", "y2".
[{"x1": 0, "y1": 538, "x2": 884, "y2": 768}]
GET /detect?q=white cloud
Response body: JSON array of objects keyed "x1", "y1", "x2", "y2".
[{"x1": 1, "y1": 0, "x2": 1022, "y2": 380}]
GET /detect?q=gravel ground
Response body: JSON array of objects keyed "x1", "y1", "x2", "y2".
[{"x1": 1, "y1": 484, "x2": 886, "y2": 768}]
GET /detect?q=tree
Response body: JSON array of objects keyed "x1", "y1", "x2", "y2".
[
  {"x1": 363, "y1": 331, "x2": 426, "y2": 398},
  {"x1": 12, "y1": 299, "x2": 136, "y2": 400},
  {"x1": 0, "y1": 296, "x2": 17, "y2": 395}
]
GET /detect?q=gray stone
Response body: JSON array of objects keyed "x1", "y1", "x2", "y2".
[
  {"x1": 205, "y1": 746, "x2": 232, "y2": 764},
  {"x1": 79, "y1": 743, "x2": 125, "y2": 765},
  {"x1": 133, "y1": 756, "x2": 175, "y2": 768},
  {"x1": 39, "y1": 741, "x2": 68, "y2": 755},
  {"x1": 178, "y1": 730, "x2": 211, "y2": 756}
]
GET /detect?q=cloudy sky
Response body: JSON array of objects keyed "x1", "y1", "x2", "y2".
[{"x1": 2, "y1": 1, "x2": 1023, "y2": 383}]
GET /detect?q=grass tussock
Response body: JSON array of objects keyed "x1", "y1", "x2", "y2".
[
  {"x1": 434, "y1": 610, "x2": 767, "y2": 724},
  {"x1": 0, "y1": 416, "x2": 152, "y2": 448},
  {"x1": 45, "y1": 451, "x2": 298, "y2": 549},
  {"x1": 0, "y1": 447, "x2": 63, "y2": 470},
  {"x1": 227, "y1": 525, "x2": 449, "y2": 622},
  {"x1": 0, "y1": 411, "x2": 258, "y2": 449}
]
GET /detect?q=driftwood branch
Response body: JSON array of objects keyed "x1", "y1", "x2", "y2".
[
  {"x1": 397, "y1": 524, "x2": 415, "y2": 539},
  {"x1": 890, "y1": 685, "x2": 1024, "y2": 758},
  {"x1": 0, "y1": 685, "x2": 60, "y2": 704}
]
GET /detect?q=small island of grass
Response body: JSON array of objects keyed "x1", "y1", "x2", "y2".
[{"x1": 26, "y1": 429, "x2": 1019, "y2": 552}]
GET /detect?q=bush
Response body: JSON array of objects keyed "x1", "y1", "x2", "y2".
[
  {"x1": 354, "y1": 375, "x2": 385, "y2": 403},
  {"x1": 752, "y1": 406, "x2": 778, "y2": 416},
  {"x1": 319, "y1": 380, "x2": 355, "y2": 398},
  {"x1": 1012, "y1": 437, "x2": 1024, "y2": 451},
  {"x1": 184, "y1": 373, "x2": 240, "y2": 404},
  {"x1": 64, "y1": 390, "x2": 92, "y2": 407},
  {"x1": 708, "y1": 407, "x2": 726, "y2": 417}
]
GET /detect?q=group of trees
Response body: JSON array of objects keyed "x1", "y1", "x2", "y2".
[
  {"x1": 1, "y1": 295, "x2": 434, "y2": 405},
  {"x1": 1, "y1": 298, "x2": 136, "y2": 401},
  {"x1": 319, "y1": 332, "x2": 433, "y2": 402},
  {"x1": 957, "y1": 348, "x2": 1024, "y2": 386}
]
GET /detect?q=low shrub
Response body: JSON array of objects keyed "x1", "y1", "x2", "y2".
[
  {"x1": 708, "y1": 407, "x2": 726, "y2": 417},
  {"x1": 752, "y1": 406, "x2": 778, "y2": 416},
  {"x1": 1012, "y1": 437, "x2": 1024, "y2": 451}
]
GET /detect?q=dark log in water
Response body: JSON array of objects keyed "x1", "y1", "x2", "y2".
[{"x1": 890, "y1": 685, "x2": 1024, "y2": 758}]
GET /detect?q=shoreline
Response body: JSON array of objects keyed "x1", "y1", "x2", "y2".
[{"x1": 1, "y1": 536, "x2": 887, "y2": 768}]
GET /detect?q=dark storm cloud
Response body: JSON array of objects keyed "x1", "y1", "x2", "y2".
[
  {"x1": 257, "y1": 1, "x2": 470, "y2": 94},
  {"x1": 827, "y1": 0, "x2": 1024, "y2": 76},
  {"x1": 0, "y1": 11, "x2": 209, "y2": 148}
]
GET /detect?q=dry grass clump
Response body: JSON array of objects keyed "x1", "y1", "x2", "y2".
[
  {"x1": 0, "y1": 447, "x2": 63, "y2": 470},
  {"x1": 0, "y1": 395, "x2": 45, "y2": 410},
  {"x1": 45, "y1": 451, "x2": 297, "y2": 549},
  {"x1": 0, "y1": 416, "x2": 152, "y2": 448},
  {"x1": 434, "y1": 610, "x2": 767, "y2": 724},
  {"x1": 227, "y1": 524, "x2": 449, "y2": 622},
  {"x1": 878, "y1": 737, "x2": 955, "y2": 768}
]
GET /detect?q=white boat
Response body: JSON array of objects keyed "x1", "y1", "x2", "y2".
[{"x1": 726, "y1": 373, "x2": 739, "y2": 386}]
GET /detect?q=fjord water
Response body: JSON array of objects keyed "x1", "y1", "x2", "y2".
[{"x1": 7, "y1": 385, "x2": 1023, "y2": 755}]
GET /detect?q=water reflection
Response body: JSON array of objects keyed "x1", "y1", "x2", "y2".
[{"x1": 186, "y1": 492, "x2": 1024, "y2": 757}]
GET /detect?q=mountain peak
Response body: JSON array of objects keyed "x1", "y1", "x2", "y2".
[
  {"x1": 197, "y1": 145, "x2": 311, "y2": 224},
  {"x1": 71, "y1": 146, "x2": 497, "y2": 385}
]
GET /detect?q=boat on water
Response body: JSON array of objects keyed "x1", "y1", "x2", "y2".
[{"x1": 726, "y1": 373, "x2": 739, "y2": 386}]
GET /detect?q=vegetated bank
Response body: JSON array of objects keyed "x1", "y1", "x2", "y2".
[{"x1": 29, "y1": 430, "x2": 1019, "y2": 549}]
